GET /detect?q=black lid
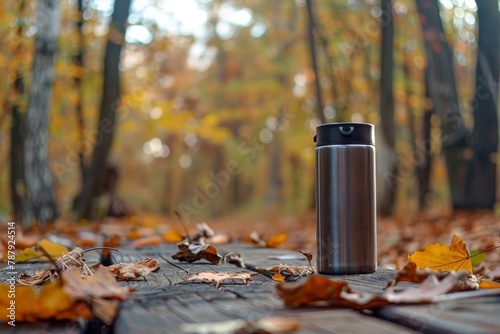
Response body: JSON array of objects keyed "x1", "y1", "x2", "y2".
[{"x1": 314, "y1": 122, "x2": 375, "y2": 146}]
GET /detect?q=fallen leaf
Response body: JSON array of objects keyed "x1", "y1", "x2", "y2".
[
  {"x1": 299, "y1": 250, "x2": 313, "y2": 263},
  {"x1": 163, "y1": 229, "x2": 184, "y2": 243},
  {"x1": 2, "y1": 267, "x2": 131, "y2": 324},
  {"x1": 183, "y1": 272, "x2": 257, "y2": 288},
  {"x1": 172, "y1": 243, "x2": 222, "y2": 265},
  {"x1": 277, "y1": 272, "x2": 472, "y2": 310},
  {"x1": 62, "y1": 267, "x2": 132, "y2": 301},
  {"x1": 272, "y1": 271, "x2": 286, "y2": 282},
  {"x1": 408, "y1": 234, "x2": 473, "y2": 273},
  {"x1": 267, "y1": 233, "x2": 287, "y2": 248},
  {"x1": 267, "y1": 264, "x2": 315, "y2": 281},
  {"x1": 132, "y1": 235, "x2": 162, "y2": 248},
  {"x1": 0, "y1": 280, "x2": 92, "y2": 323},
  {"x1": 17, "y1": 247, "x2": 93, "y2": 286},
  {"x1": 387, "y1": 262, "x2": 452, "y2": 287},
  {"x1": 184, "y1": 222, "x2": 216, "y2": 244},
  {"x1": 15, "y1": 239, "x2": 70, "y2": 263},
  {"x1": 95, "y1": 258, "x2": 160, "y2": 280},
  {"x1": 15, "y1": 247, "x2": 43, "y2": 262},
  {"x1": 479, "y1": 279, "x2": 500, "y2": 289},
  {"x1": 276, "y1": 275, "x2": 348, "y2": 308}
]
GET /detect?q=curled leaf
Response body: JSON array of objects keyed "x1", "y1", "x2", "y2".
[
  {"x1": 172, "y1": 243, "x2": 222, "y2": 265},
  {"x1": 95, "y1": 258, "x2": 160, "y2": 280},
  {"x1": 18, "y1": 247, "x2": 93, "y2": 286}
]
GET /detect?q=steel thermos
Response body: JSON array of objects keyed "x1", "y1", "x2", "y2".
[{"x1": 315, "y1": 122, "x2": 377, "y2": 274}]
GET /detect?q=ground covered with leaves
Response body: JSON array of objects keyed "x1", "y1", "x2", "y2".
[{"x1": 0, "y1": 210, "x2": 499, "y2": 330}]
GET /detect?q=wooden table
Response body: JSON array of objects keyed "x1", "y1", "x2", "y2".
[{"x1": 1, "y1": 243, "x2": 499, "y2": 333}]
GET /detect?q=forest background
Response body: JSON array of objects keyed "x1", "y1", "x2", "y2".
[{"x1": 0, "y1": 0, "x2": 498, "y2": 226}]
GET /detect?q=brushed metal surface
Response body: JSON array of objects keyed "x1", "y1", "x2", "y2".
[{"x1": 316, "y1": 145, "x2": 377, "y2": 274}]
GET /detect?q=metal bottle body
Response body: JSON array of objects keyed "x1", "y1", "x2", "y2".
[{"x1": 316, "y1": 144, "x2": 377, "y2": 274}]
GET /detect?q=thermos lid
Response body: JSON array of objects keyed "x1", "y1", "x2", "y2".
[{"x1": 315, "y1": 122, "x2": 375, "y2": 146}]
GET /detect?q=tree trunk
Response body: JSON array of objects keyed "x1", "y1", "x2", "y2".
[
  {"x1": 23, "y1": 0, "x2": 60, "y2": 226},
  {"x1": 9, "y1": 0, "x2": 27, "y2": 222},
  {"x1": 305, "y1": 0, "x2": 326, "y2": 123},
  {"x1": 77, "y1": 0, "x2": 132, "y2": 219},
  {"x1": 378, "y1": 0, "x2": 397, "y2": 215},
  {"x1": 74, "y1": 0, "x2": 87, "y2": 184},
  {"x1": 416, "y1": 72, "x2": 434, "y2": 209},
  {"x1": 415, "y1": 0, "x2": 468, "y2": 208},
  {"x1": 462, "y1": 0, "x2": 499, "y2": 209}
]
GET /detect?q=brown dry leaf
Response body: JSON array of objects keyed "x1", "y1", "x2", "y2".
[
  {"x1": 17, "y1": 247, "x2": 93, "y2": 286},
  {"x1": 408, "y1": 234, "x2": 473, "y2": 273},
  {"x1": 172, "y1": 242, "x2": 222, "y2": 264},
  {"x1": 267, "y1": 264, "x2": 315, "y2": 281},
  {"x1": 185, "y1": 222, "x2": 216, "y2": 244},
  {"x1": 96, "y1": 258, "x2": 160, "y2": 280},
  {"x1": 163, "y1": 229, "x2": 184, "y2": 243},
  {"x1": 387, "y1": 262, "x2": 452, "y2": 287},
  {"x1": 277, "y1": 272, "x2": 471, "y2": 310},
  {"x1": 276, "y1": 275, "x2": 348, "y2": 308},
  {"x1": 62, "y1": 267, "x2": 132, "y2": 300},
  {"x1": 183, "y1": 272, "x2": 257, "y2": 288},
  {"x1": 132, "y1": 235, "x2": 162, "y2": 248},
  {"x1": 267, "y1": 233, "x2": 287, "y2": 248},
  {"x1": 299, "y1": 249, "x2": 313, "y2": 263}
]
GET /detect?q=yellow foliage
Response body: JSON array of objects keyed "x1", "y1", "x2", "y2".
[{"x1": 408, "y1": 234, "x2": 473, "y2": 273}]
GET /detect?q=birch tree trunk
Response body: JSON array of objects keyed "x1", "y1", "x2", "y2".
[{"x1": 22, "y1": 0, "x2": 60, "y2": 226}]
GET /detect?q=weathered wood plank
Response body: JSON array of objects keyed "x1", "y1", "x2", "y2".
[
  {"x1": 3, "y1": 243, "x2": 500, "y2": 334},
  {"x1": 377, "y1": 295, "x2": 500, "y2": 334}
]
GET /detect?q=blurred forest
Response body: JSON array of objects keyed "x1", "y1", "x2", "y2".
[{"x1": 0, "y1": 0, "x2": 499, "y2": 226}]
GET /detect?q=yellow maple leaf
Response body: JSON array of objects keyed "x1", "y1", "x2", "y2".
[
  {"x1": 14, "y1": 239, "x2": 69, "y2": 263},
  {"x1": 38, "y1": 239, "x2": 69, "y2": 260},
  {"x1": 408, "y1": 234, "x2": 472, "y2": 273}
]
